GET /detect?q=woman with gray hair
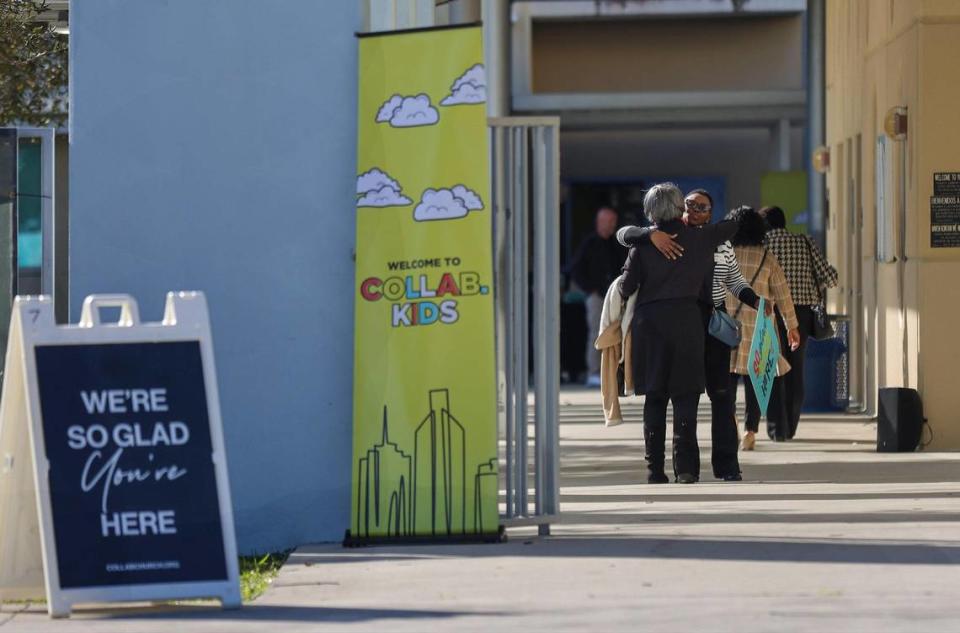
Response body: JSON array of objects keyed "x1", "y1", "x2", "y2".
[{"x1": 619, "y1": 183, "x2": 738, "y2": 484}]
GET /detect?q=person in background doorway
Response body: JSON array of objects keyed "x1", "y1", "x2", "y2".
[
  {"x1": 570, "y1": 206, "x2": 623, "y2": 387},
  {"x1": 759, "y1": 206, "x2": 839, "y2": 439},
  {"x1": 619, "y1": 184, "x2": 738, "y2": 484},
  {"x1": 618, "y1": 189, "x2": 765, "y2": 481},
  {"x1": 725, "y1": 206, "x2": 801, "y2": 449}
]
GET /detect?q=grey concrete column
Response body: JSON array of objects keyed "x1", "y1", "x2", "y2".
[
  {"x1": 449, "y1": 0, "x2": 481, "y2": 23},
  {"x1": 483, "y1": 0, "x2": 510, "y2": 117},
  {"x1": 778, "y1": 117, "x2": 792, "y2": 171}
]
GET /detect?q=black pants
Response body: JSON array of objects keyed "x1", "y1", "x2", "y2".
[
  {"x1": 771, "y1": 305, "x2": 813, "y2": 439},
  {"x1": 644, "y1": 393, "x2": 700, "y2": 479},
  {"x1": 730, "y1": 372, "x2": 789, "y2": 438},
  {"x1": 702, "y1": 306, "x2": 740, "y2": 477}
]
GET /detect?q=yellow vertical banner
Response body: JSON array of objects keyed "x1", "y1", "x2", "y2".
[{"x1": 350, "y1": 26, "x2": 498, "y2": 542}]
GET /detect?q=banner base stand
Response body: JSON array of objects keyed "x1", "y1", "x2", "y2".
[{"x1": 342, "y1": 525, "x2": 506, "y2": 548}]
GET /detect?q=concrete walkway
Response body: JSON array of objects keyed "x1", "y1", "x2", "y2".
[{"x1": 3, "y1": 388, "x2": 959, "y2": 631}]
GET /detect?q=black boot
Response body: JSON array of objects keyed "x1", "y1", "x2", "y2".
[
  {"x1": 647, "y1": 469, "x2": 669, "y2": 484},
  {"x1": 644, "y1": 418, "x2": 667, "y2": 485},
  {"x1": 767, "y1": 425, "x2": 787, "y2": 442}
]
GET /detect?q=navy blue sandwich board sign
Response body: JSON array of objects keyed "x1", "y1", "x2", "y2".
[{"x1": 0, "y1": 294, "x2": 240, "y2": 617}]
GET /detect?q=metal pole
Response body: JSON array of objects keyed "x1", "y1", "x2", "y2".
[
  {"x1": 807, "y1": 0, "x2": 826, "y2": 247},
  {"x1": 510, "y1": 125, "x2": 522, "y2": 517},
  {"x1": 543, "y1": 123, "x2": 561, "y2": 520},
  {"x1": 38, "y1": 129, "x2": 55, "y2": 298},
  {"x1": 494, "y1": 126, "x2": 514, "y2": 518},
  {"x1": 511, "y1": 125, "x2": 529, "y2": 517},
  {"x1": 898, "y1": 138, "x2": 909, "y2": 387},
  {"x1": 532, "y1": 123, "x2": 561, "y2": 532},
  {"x1": 533, "y1": 127, "x2": 547, "y2": 518},
  {"x1": 849, "y1": 138, "x2": 865, "y2": 412},
  {"x1": 519, "y1": 127, "x2": 531, "y2": 516},
  {"x1": 509, "y1": 125, "x2": 518, "y2": 517}
]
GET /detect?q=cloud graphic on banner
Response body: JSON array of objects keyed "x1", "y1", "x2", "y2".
[
  {"x1": 376, "y1": 94, "x2": 439, "y2": 127},
  {"x1": 356, "y1": 168, "x2": 411, "y2": 207},
  {"x1": 375, "y1": 95, "x2": 403, "y2": 123},
  {"x1": 358, "y1": 185, "x2": 412, "y2": 208},
  {"x1": 357, "y1": 168, "x2": 400, "y2": 195},
  {"x1": 451, "y1": 184, "x2": 484, "y2": 210},
  {"x1": 414, "y1": 189, "x2": 468, "y2": 222},
  {"x1": 441, "y1": 64, "x2": 487, "y2": 106},
  {"x1": 414, "y1": 185, "x2": 485, "y2": 221}
]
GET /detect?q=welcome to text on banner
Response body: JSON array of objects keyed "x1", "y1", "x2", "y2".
[{"x1": 349, "y1": 25, "x2": 498, "y2": 542}]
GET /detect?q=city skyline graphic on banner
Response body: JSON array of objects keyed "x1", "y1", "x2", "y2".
[{"x1": 354, "y1": 389, "x2": 498, "y2": 539}]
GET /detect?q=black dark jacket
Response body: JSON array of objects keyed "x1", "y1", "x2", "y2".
[
  {"x1": 619, "y1": 224, "x2": 759, "y2": 310},
  {"x1": 620, "y1": 219, "x2": 738, "y2": 305},
  {"x1": 569, "y1": 233, "x2": 624, "y2": 296}
]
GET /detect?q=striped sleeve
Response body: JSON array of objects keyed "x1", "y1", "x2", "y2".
[{"x1": 719, "y1": 241, "x2": 750, "y2": 298}]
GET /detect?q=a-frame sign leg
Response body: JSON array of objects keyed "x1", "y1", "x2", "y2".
[
  {"x1": 47, "y1": 595, "x2": 70, "y2": 619},
  {"x1": 0, "y1": 309, "x2": 45, "y2": 604},
  {"x1": 221, "y1": 590, "x2": 242, "y2": 610}
]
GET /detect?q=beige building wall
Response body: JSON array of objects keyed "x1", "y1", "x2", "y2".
[
  {"x1": 532, "y1": 16, "x2": 804, "y2": 93},
  {"x1": 826, "y1": 0, "x2": 960, "y2": 449}
]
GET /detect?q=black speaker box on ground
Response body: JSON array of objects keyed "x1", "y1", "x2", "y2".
[{"x1": 877, "y1": 387, "x2": 924, "y2": 452}]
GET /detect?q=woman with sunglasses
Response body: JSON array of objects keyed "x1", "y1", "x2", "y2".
[
  {"x1": 618, "y1": 184, "x2": 738, "y2": 484},
  {"x1": 617, "y1": 189, "x2": 764, "y2": 481}
]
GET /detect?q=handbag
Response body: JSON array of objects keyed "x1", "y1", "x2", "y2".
[
  {"x1": 708, "y1": 309, "x2": 741, "y2": 347},
  {"x1": 804, "y1": 239, "x2": 835, "y2": 340},
  {"x1": 708, "y1": 248, "x2": 769, "y2": 348}
]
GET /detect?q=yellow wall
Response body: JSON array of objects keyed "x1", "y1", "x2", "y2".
[{"x1": 826, "y1": 0, "x2": 960, "y2": 449}]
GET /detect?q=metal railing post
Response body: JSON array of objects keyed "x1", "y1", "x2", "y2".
[
  {"x1": 489, "y1": 117, "x2": 560, "y2": 531},
  {"x1": 492, "y1": 126, "x2": 513, "y2": 518},
  {"x1": 533, "y1": 126, "x2": 546, "y2": 520},
  {"x1": 541, "y1": 124, "x2": 561, "y2": 520},
  {"x1": 511, "y1": 125, "x2": 529, "y2": 517}
]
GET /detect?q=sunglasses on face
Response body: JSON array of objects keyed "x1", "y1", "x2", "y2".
[{"x1": 685, "y1": 199, "x2": 711, "y2": 213}]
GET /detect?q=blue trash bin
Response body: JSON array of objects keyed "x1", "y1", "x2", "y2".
[{"x1": 802, "y1": 318, "x2": 849, "y2": 413}]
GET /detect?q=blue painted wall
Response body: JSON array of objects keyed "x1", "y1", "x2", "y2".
[{"x1": 70, "y1": 1, "x2": 359, "y2": 553}]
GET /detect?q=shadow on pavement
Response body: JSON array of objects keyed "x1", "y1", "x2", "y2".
[
  {"x1": 287, "y1": 535, "x2": 960, "y2": 566},
  {"x1": 528, "y1": 536, "x2": 960, "y2": 565},
  {"x1": 89, "y1": 604, "x2": 500, "y2": 623},
  {"x1": 556, "y1": 445, "x2": 960, "y2": 487},
  {"x1": 561, "y1": 510, "x2": 960, "y2": 525},
  {"x1": 559, "y1": 491, "x2": 960, "y2": 503}
]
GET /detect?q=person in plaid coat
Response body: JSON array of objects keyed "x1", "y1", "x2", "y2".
[
  {"x1": 724, "y1": 206, "x2": 801, "y2": 447},
  {"x1": 760, "y1": 206, "x2": 839, "y2": 439}
]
